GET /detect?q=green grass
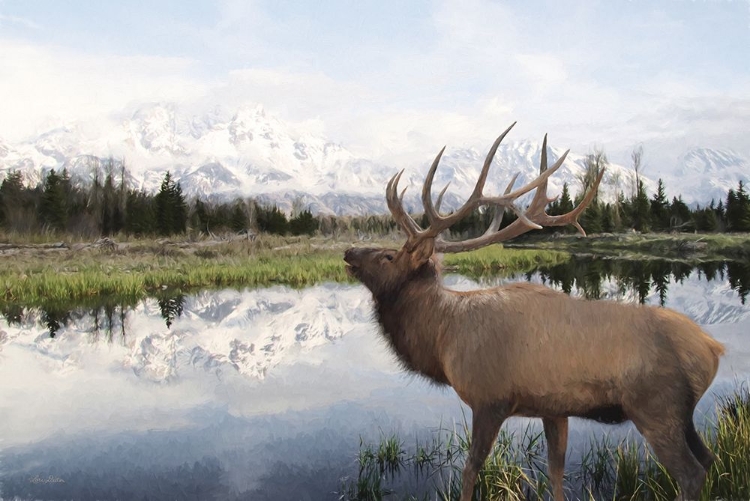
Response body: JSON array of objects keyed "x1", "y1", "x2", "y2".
[
  {"x1": 339, "y1": 386, "x2": 750, "y2": 500},
  {"x1": 0, "y1": 235, "x2": 569, "y2": 309},
  {"x1": 1, "y1": 231, "x2": 746, "y2": 309},
  {"x1": 442, "y1": 247, "x2": 570, "y2": 280},
  {"x1": 510, "y1": 232, "x2": 750, "y2": 263}
]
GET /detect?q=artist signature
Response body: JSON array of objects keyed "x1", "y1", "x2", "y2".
[{"x1": 29, "y1": 475, "x2": 65, "y2": 484}]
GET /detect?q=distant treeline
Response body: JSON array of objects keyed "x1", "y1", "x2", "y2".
[{"x1": 1, "y1": 152, "x2": 749, "y2": 239}]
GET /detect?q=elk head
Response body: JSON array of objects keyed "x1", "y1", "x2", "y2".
[{"x1": 344, "y1": 122, "x2": 605, "y2": 298}]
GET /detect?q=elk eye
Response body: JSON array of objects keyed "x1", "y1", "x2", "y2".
[{"x1": 385, "y1": 254, "x2": 394, "y2": 261}]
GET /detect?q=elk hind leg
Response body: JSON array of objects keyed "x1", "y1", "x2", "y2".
[
  {"x1": 684, "y1": 419, "x2": 715, "y2": 472},
  {"x1": 542, "y1": 417, "x2": 568, "y2": 501},
  {"x1": 460, "y1": 405, "x2": 507, "y2": 501},
  {"x1": 631, "y1": 412, "x2": 706, "y2": 501}
]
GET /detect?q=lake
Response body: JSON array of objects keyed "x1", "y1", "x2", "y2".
[{"x1": 1, "y1": 257, "x2": 749, "y2": 500}]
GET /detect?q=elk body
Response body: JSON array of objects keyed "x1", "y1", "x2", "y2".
[{"x1": 344, "y1": 124, "x2": 724, "y2": 501}]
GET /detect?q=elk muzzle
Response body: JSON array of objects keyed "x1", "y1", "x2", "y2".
[{"x1": 343, "y1": 247, "x2": 370, "y2": 278}]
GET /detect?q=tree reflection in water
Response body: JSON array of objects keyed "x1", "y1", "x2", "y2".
[
  {"x1": 157, "y1": 292, "x2": 185, "y2": 328},
  {"x1": 534, "y1": 257, "x2": 750, "y2": 306},
  {"x1": 1, "y1": 259, "x2": 749, "y2": 339},
  {"x1": 0, "y1": 290, "x2": 187, "y2": 338}
]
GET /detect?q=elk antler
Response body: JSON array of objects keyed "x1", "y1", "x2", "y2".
[{"x1": 386, "y1": 123, "x2": 605, "y2": 253}]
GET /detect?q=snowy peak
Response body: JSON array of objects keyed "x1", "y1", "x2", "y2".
[
  {"x1": 679, "y1": 148, "x2": 747, "y2": 175},
  {"x1": 0, "y1": 101, "x2": 746, "y2": 214},
  {"x1": 125, "y1": 103, "x2": 190, "y2": 155},
  {"x1": 667, "y1": 147, "x2": 749, "y2": 204}
]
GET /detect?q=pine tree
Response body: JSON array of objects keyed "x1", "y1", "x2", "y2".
[
  {"x1": 39, "y1": 169, "x2": 68, "y2": 231},
  {"x1": 600, "y1": 204, "x2": 616, "y2": 233},
  {"x1": 669, "y1": 196, "x2": 692, "y2": 231},
  {"x1": 692, "y1": 205, "x2": 718, "y2": 232},
  {"x1": 579, "y1": 201, "x2": 602, "y2": 234},
  {"x1": 290, "y1": 209, "x2": 319, "y2": 236},
  {"x1": 650, "y1": 179, "x2": 669, "y2": 231},
  {"x1": 154, "y1": 172, "x2": 187, "y2": 236},
  {"x1": 155, "y1": 173, "x2": 174, "y2": 235},
  {"x1": 559, "y1": 183, "x2": 574, "y2": 213},
  {"x1": 632, "y1": 179, "x2": 651, "y2": 232},
  {"x1": 101, "y1": 172, "x2": 115, "y2": 235},
  {"x1": 230, "y1": 202, "x2": 249, "y2": 233},
  {"x1": 548, "y1": 183, "x2": 573, "y2": 222},
  {"x1": 171, "y1": 181, "x2": 187, "y2": 234},
  {"x1": 716, "y1": 199, "x2": 726, "y2": 227},
  {"x1": 735, "y1": 181, "x2": 750, "y2": 232},
  {"x1": 125, "y1": 190, "x2": 155, "y2": 235},
  {"x1": 256, "y1": 204, "x2": 289, "y2": 235},
  {"x1": 192, "y1": 199, "x2": 209, "y2": 233},
  {"x1": 0, "y1": 171, "x2": 24, "y2": 227}
]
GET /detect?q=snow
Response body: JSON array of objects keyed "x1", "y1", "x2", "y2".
[{"x1": 0, "y1": 101, "x2": 747, "y2": 214}]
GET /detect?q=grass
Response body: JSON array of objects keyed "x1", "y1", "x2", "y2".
[
  {"x1": 442, "y1": 247, "x2": 570, "y2": 280},
  {"x1": 1, "y1": 230, "x2": 747, "y2": 309},
  {"x1": 0, "y1": 234, "x2": 570, "y2": 309},
  {"x1": 509, "y1": 232, "x2": 750, "y2": 263},
  {"x1": 339, "y1": 386, "x2": 750, "y2": 500}
]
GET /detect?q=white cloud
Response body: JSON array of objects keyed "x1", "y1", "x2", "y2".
[
  {"x1": 0, "y1": 39, "x2": 207, "y2": 141},
  {"x1": 0, "y1": 13, "x2": 40, "y2": 30},
  {"x1": 0, "y1": 0, "x2": 747, "y2": 175}
]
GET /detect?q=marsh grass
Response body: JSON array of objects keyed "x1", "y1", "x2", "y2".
[
  {"x1": 340, "y1": 387, "x2": 750, "y2": 500},
  {"x1": 442, "y1": 247, "x2": 570, "y2": 280},
  {"x1": 0, "y1": 236, "x2": 568, "y2": 309},
  {"x1": 511, "y1": 233, "x2": 750, "y2": 263}
]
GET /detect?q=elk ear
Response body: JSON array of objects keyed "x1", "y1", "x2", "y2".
[{"x1": 408, "y1": 239, "x2": 435, "y2": 267}]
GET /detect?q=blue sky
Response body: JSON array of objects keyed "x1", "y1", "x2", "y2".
[{"x1": 1, "y1": 0, "x2": 748, "y2": 172}]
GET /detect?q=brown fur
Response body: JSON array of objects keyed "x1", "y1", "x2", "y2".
[{"x1": 344, "y1": 244, "x2": 724, "y2": 501}]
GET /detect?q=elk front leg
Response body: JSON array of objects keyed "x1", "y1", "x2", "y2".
[
  {"x1": 460, "y1": 405, "x2": 507, "y2": 501},
  {"x1": 543, "y1": 417, "x2": 568, "y2": 501}
]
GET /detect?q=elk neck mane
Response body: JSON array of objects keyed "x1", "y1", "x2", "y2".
[{"x1": 371, "y1": 257, "x2": 451, "y2": 385}]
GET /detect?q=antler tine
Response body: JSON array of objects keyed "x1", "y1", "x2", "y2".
[
  {"x1": 433, "y1": 133, "x2": 603, "y2": 253},
  {"x1": 386, "y1": 170, "x2": 422, "y2": 238},
  {"x1": 435, "y1": 167, "x2": 605, "y2": 253},
  {"x1": 422, "y1": 122, "x2": 517, "y2": 235},
  {"x1": 421, "y1": 146, "x2": 446, "y2": 228},
  {"x1": 397, "y1": 125, "x2": 602, "y2": 254},
  {"x1": 435, "y1": 182, "x2": 450, "y2": 213},
  {"x1": 484, "y1": 172, "x2": 519, "y2": 235},
  {"x1": 543, "y1": 167, "x2": 606, "y2": 235},
  {"x1": 483, "y1": 149, "x2": 568, "y2": 207},
  {"x1": 526, "y1": 134, "x2": 562, "y2": 214}
]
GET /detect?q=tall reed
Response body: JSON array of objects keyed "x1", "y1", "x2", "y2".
[{"x1": 340, "y1": 386, "x2": 750, "y2": 500}]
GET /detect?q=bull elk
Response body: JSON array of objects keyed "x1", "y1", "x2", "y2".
[{"x1": 343, "y1": 123, "x2": 724, "y2": 501}]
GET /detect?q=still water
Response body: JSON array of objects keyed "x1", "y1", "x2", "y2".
[{"x1": 1, "y1": 258, "x2": 749, "y2": 500}]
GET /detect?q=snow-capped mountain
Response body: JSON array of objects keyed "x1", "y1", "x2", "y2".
[
  {"x1": 0, "y1": 102, "x2": 745, "y2": 214},
  {"x1": 666, "y1": 148, "x2": 749, "y2": 206}
]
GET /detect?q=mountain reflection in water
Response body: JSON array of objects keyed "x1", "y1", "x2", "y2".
[{"x1": 1, "y1": 258, "x2": 749, "y2": 500}]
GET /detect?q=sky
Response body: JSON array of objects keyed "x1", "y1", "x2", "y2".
[{"x1": 1, "y1": 0, "x2": 749, "y2": 173}]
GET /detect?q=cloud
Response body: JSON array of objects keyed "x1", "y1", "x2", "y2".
[
  {"x1": 0, "y1": 39, "x2": 207, "y2": 141},
  {"x1": 0, "y1": 0, "x2": 747, "y2": 174},
  {"x1": 0, "y1": 13, "x2": 40, "y2": 30}
]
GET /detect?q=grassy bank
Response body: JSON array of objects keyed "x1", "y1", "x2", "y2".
[
  {"x1": 0, "y1": 235, "x2": 569, "y2": 308},
  {"x1": 508, "y1": 232, "x2": 750, "y2": 262},
  {"x1": 340, "y1": 386, "x2": 750, "y2": 500},
  {"x1": 3, "y1": 231, "x2": 747, "y2": 308}
]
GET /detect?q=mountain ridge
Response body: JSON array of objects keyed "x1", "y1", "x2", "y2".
[{"x1": 1, "y1": 102, "x2": 746, "y2": 215}]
